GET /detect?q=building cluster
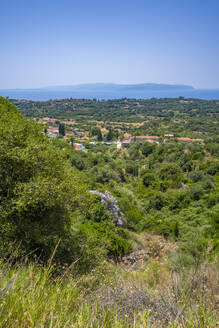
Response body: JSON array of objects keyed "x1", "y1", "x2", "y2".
[
  {"x1": 39, "y1": 118, "x2": 203, "y2": 152},
  {"x1": 117, "y1": 133, "x2": 203, "y2": 149}
]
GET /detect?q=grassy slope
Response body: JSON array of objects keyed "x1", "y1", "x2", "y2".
[{"x1": 0, "y1": 234, "x2": 218, "y2": 328}]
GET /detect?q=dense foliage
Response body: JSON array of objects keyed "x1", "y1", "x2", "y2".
[
  {"x1": 0, "y1": 98, "x2": 131, "y2": 270},
  {"x1": 65, "y1": 137, "x2": 219, "y2": 259}
]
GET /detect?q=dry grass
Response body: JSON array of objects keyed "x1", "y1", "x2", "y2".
[
  {"x1": 87, "y1": 259, "x2": 219, "y2": 327},
  {"x1": 0, "y1": 243, "x2": 218, "y2": 327}
]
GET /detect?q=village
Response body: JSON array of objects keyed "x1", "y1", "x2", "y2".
[{"x1": 37, "y1": 117, "x2": 204, "y2": 152}]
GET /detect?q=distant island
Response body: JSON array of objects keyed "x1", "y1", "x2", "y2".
[
  {"x1": 0, "y1": 82, "x2": 219, "y2": 100},
  {"x1": 44, "y1": 82, "x2": 194, "y2": 92}
]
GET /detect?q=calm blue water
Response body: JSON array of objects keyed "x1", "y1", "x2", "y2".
[{"x1": 0, "y1": 88, "x2": 219, "y2": 101}]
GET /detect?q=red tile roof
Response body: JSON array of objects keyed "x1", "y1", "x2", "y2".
[
  {"x1": 133, "y1": 136, "x2": 159, "y2": 139},
  {"x1": 177, "y1": 137, "x2": 203, "y2": 142},
  {"x1": 124, "y1": 133, "x2": 131, "y2": 139}
]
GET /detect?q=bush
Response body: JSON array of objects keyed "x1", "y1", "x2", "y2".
[
  {"x1": 206, "y1": 161, "x2": 219, "y2": 176},
  {"x1": 188, "y1": 170, "x2": 204, "y2": 182},
  {"x1": 211, "y1": 204, "x2": 219, "y2": 250},
  {"x1": 125, "y1": 208, "x2": 145, "y2": 228},
  {"x1": 141, "y1": 143, "x2": 155, "y2": 157},
  {"x1": 125, "y1": 163, "x2": 139, "y2": 177},
  {"x1": 202, "y1": 177, "x2": 215, "y2": 191},
  {"x1": 179, "y1": 232, "x2": 209, "y2": 265},
  {"x1": 85, "y1": 202, "x2": 111, "y2": 222},
  {"x1": 189, "y1": 186, "x2": 204, "y2": 201},
  {"x1": 206, "y1": 193, "x2": 219, "y2": 207},
  {"x1": 159, "y1": 181, "x2": 169, "y2": 192},
  {"x1": 71, "y1": 154, "x2": 86, "y2": 170},
  {"x1": 142, "y1": 172, "x2": 156, "y2": 187},
  {"x1": 167, "y1": 191, "x2": 190, "y2": 211},
  {"x1": 192, "y1": 152, "x2": 204, "y2": 160},
  {"x1": 140, "y1": 216, "x2": 173, "y2": 237},
  {"x1": 0, "y1": 98, "x2": 82, "y2": 265},
  {"x1": 149, "y1": 193, "x2": 167, "y2": 210},
  {"x1": 158, "y1": 162, "x2": 183, "y2": 187},
  {"x1": 91, "y1": 166, "x2": 115, "y2": 183},
  {"x1": 77, "y1": 221, "x2": 132, "y2": 261}
]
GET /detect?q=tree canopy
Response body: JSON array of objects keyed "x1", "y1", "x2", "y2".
[{"x1": 0, "y1": 98, "x2": 79, "y2": 261}]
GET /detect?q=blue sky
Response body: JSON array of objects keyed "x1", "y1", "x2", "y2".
[{"x1": 1, "y1": 0, "x2": 219, "y2": 89}]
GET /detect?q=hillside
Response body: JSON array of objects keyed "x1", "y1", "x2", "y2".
[{"x1": 0, "y1": 97, "x2": 218, "y2": 327}]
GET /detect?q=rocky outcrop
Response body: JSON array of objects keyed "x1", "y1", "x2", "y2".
[
  {"x1": 181, "y1": 183, "x2": 189, "y2": 190},
  {"x1": 89, "y1": 190, "x2": 127, "y2": 227}
]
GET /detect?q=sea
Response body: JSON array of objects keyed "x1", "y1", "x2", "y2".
[{"x1": 0, "y1": 88, "x2": 219, "y2": 101}]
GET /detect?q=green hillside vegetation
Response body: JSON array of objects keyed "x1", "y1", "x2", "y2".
[
  {"x1": 0, "y1": 97, "x2": 218, "y2": 327},
  {"x1": 0, "y1": 98, "x2": 131, "y2": 271}
]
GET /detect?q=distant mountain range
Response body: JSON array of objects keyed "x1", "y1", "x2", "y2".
[{"x1": 0, "y1": 83, "x2": 219, "y2": 101}]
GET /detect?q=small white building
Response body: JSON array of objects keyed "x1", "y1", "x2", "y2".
[
  {"x1": 164, "y1": 134, "x2": 174, "y2": 138},
  {"x1": 117, "y1": 141, "x2": 122, "y2": 149}
]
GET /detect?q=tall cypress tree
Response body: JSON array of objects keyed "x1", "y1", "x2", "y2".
[{"x1": 59, "y1": 123, "x2": 65, "y2": 136}]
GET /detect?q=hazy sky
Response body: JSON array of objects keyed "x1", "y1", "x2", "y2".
[{"x1": 1, "y1": 0, "x2": 219, "y2": 89}]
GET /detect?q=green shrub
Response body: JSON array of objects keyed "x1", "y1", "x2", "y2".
[
  {"x1": 125, "y1": 208, "x2": 145, "y2": 229},
  {"x1": 85, "y1": 202, "x2": 111, "y2": 222},
  {"x1": 189, "y1": 186, "x2": 204, "y2": 200},
  {"x1": 91, "y1": 166, "x2": 115, "y2": 183},
  {"x1": 142, "y1": 172, "x2": 156, "y2": 187},
  {"x1": 202, "y1": 176, "x2": 215, "y2": 191},
  {"x1": 188, "y1": 170, "x2": 204, "y2": 182},
  {"x1": 125, "y1": 163, "x2": 139, "y2": 176},
  {"x1": 159, "y1": 181, "x2": 169, "y2": 192},
  {"x1": 71, "y1": 154, "x2": 87, "y2": 170},
  {"x1": 77, "y1": 221, "x2": 132, "y2": 261},
  {"x1": 206, "y1": 193, "x2": 219, "y2": 207},
  {"x1": 140, "y1": 216, "x2": 173, "y2": 238},
  {"x1": 179, "y1": 232, "x2": 209, "y2": 265},
  {"x1": 141, "y1": 143, "x2": 156, "y2": 157},
  {"x1": 0, "y1": 98, "x2": 82, "y2": 264},
  {"x1": 158, "y1": 162, "x2": 183, "y2": 187},
  {"x1": 149, "y1": 193, "x2": 167, "y2": 210},
  {"x1": 211, "y1": 204, "x2": 219, "y2": 250},
  {"x1": 192, "y1": 152, "x2": 204, "y2": 160},
  {"x1": 206, "y1": 161, "x2": 219, "y2": 176}
]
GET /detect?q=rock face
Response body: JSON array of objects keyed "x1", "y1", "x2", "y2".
[
  {"x1": 181, "y1": 183, "x2": 189, "y2": 190},
  {"x1": 89, "y1": 190, "x2": 127, "y2": 227}
]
